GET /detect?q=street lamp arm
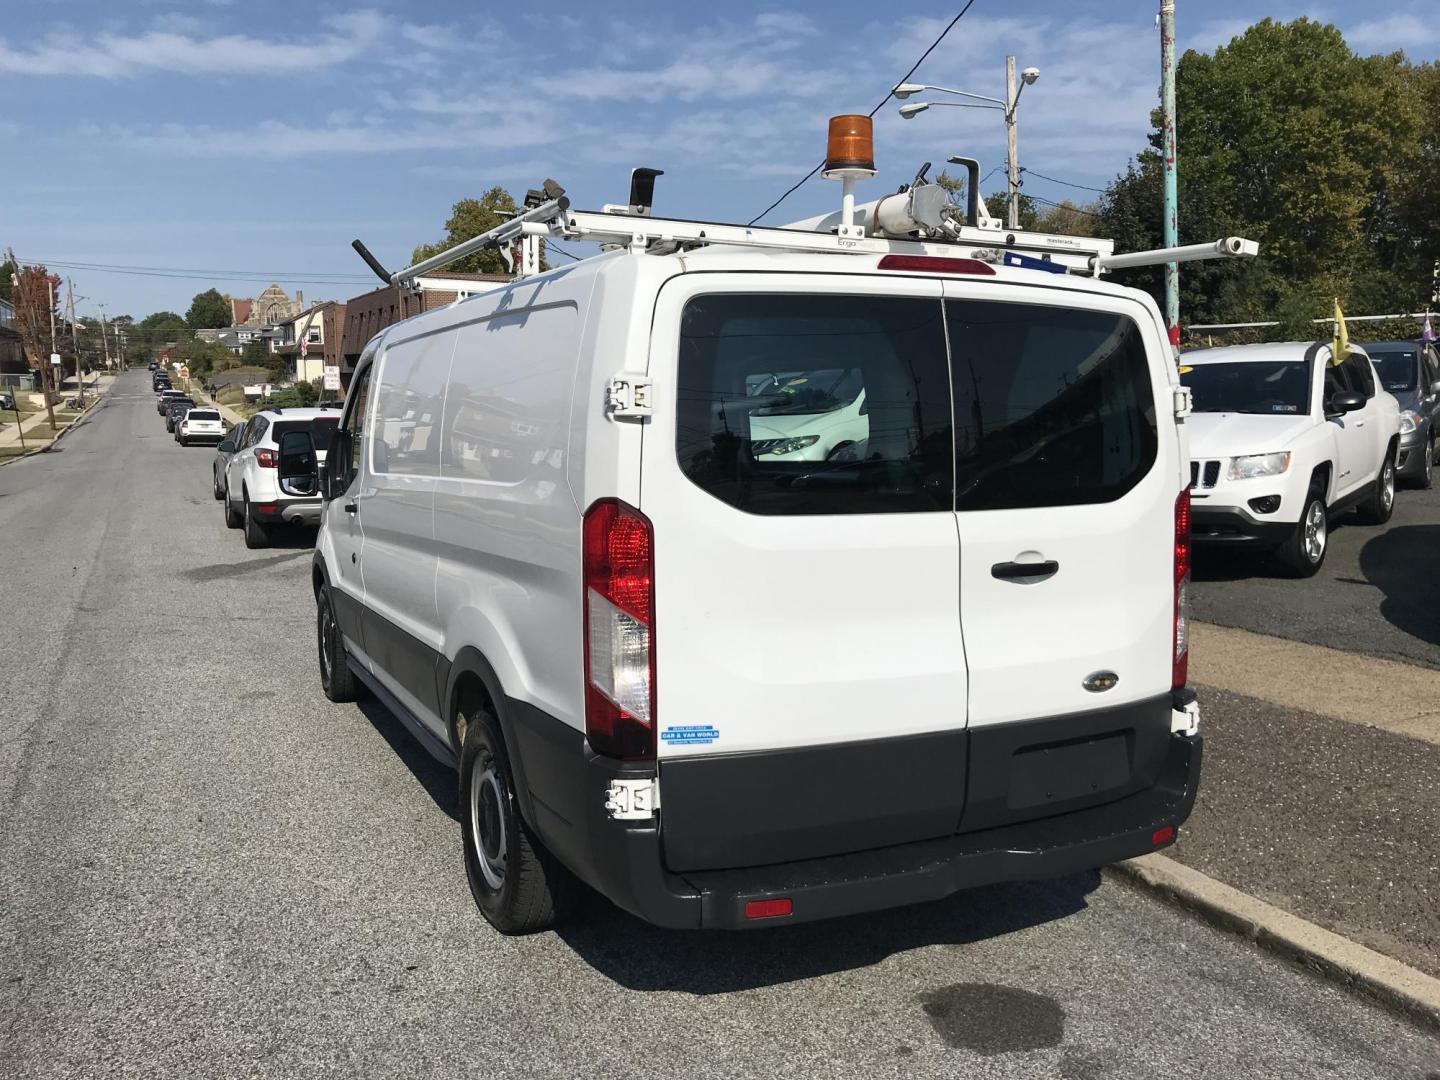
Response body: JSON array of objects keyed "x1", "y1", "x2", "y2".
[
  {"x1": 917, "y1": 100, "x2": 1006, "y2": 112},
  {"x1": 919, "y1": 84, "x2": 1008, "y2": 108}
]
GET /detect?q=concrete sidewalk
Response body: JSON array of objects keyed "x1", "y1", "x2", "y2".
[{"x1": 0, "y1": 375, "x2": 115, "y2": 452}]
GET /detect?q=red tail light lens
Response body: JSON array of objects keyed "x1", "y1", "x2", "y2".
[
  {"x1": 255, "y1": 447, "x2": 278, "y2": 469},
  {"x1": 745, "y1": 898, "x2": 793, "y2": 920},
  {"x1": 583, "y1": 499, "x2": 655, "y2": 759},
  {"x1": 1151, "y1": 825, "x2": 1176, "y2": 847},
  {"x1": 1173, "y1": 489, "x2": 1191, "y2": 692},
  {"x1": 877, "y1": 254, "x2": 997, "y2": 276}
]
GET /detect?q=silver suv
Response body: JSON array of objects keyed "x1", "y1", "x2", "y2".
[{"x1": 221, "y1": 406, "x2": 340, "y2": 548}]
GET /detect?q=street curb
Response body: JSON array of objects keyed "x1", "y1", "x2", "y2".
[
  {"x1": 0, "y1": 383, "x2": 107, "y2": 466},
  {"x1": 1107, "y1": 853, "x2": 1440, "y2": 1033}
]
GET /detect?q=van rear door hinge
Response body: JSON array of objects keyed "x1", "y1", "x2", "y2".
[
  {"x1": 605, "y1": 777, "x2": 659, "y2": 820},
  {"x1": 1173, "y1": 385, "x2": 1193, "y2": 419},
  {"x1": 606, "y1": 374, "x2": 653, "y2": 419}
]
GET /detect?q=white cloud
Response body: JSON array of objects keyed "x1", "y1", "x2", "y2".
[
  {"x1": 0, "y1": 10, "x2": 386, "y2": 77},
  {"x1": 1348, "y1": 13, "x2": 1440, "y2": 50},
  {"x1": 118, "y1": 115, "x2": 558, "y2": 157}
]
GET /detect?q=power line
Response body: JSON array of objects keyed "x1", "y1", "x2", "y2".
[
  {"x1": 1027, "y1": 193, "x2": 1103, "y2": 218},
  {"x1": 18, "y1": 256, "x2": 375, "y2": 286},
  {"x1": 748, "y1": 0, "x2": 980, "y2": 225},
  {"x1": 546, "y1": 243, "x2": 581, "y2": 262},
  {"x1": 1020, "y1": 168, "x2": 1108, "y2": 194}
]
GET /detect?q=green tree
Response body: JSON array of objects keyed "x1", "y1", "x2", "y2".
[
  {"x1": 411, "y1": 187, "x2": 545, "y2": 275},
  {"x1": 241, "y1": 339, "x2": 269, "y2": 367},
  {"x1": 185, "y1": 288, "x2": 231, "y2": 330},
  {"x1": 139, "y1": 311, "x2": 186, "y2": 335},
  {"x1": 0, "y1": 255, "x2": 14, "y2": 303},
  {"x1": 1096, "y1": 18, "x2": 1436, "y2": 329}
]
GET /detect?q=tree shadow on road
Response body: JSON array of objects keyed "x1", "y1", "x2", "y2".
[
  {"x1": 1358, "y1": 524, "x2": 1440, "y2": 649},
  {"x1": 556, "y1": 871, "x2": 1100, "y2": 994}
]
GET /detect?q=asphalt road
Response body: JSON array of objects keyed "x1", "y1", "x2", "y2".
[
  {"x1": 1192, "y1": 477, "x2": 1440, "y2": 668},
  {"x1": 2, "y1": 371, "x2": 1438, "y2": 1079}
]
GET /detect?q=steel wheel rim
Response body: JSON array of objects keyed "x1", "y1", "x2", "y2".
[
  {"x1": 1382, "y1": 462, "x2": 1395, "y2": 510},
  {"x1": 470, "y1": 754, "x2": 508, "y2": 891},
  {"x1": 1304, "y1": 501, "x2": 1326, "y2": 562},
  {"x1": 318, "y1": 602, "x2": 334, "y2": 686}
]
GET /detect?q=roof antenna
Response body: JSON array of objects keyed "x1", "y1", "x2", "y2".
[{"x1": 351, "y1": 239, "x2": 392, "y2": 285}]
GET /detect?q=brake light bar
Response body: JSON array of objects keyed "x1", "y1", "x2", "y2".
[{"x1": 877, "y1": 254, "x2": 996, "y2": 276}]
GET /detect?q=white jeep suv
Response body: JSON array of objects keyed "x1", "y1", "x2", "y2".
[
  {"x1": 1181, "y1": 341, "x2": 1401, "y2": 575},
  {"x1": 177, "y1": 407, "x2": 226, "y2": 446},
  {"x1": 222, "y1": 406, "x2": 340, "y2": 548}
]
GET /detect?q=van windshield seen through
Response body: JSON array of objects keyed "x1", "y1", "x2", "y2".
[
  {"x1": 1180, "y1": 360, "x2": 1312, "y2": 415},
  {"x1": 272, "y1": 418, "x2": 339, "y2": 452},
  {"x1": 1365, "y1": 349, "x2": 1417, "y2": 393}
]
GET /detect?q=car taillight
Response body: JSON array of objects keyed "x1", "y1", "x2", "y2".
[
  {"x1": 1173, "y1": 489, "x2": 1191, "y2": 692},
  {"x1": 583, "y1": 499, "x2": 655, "y2": 760},
  {"x1": 255, "y1": 448, "x2": 278, "y2": 468}
]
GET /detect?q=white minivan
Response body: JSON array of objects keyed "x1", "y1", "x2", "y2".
[{"x1": 302, "y1": 242, "x2": 1204, "y2": 933}]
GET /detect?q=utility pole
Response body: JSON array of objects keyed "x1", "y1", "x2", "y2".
[
  {"x1": 97, "y1": 303, "x2": 111, "y2": 372},
  {"x1": 1160, "y1": 0, "x2": 1180, "y2": 350},
  {"x1": 1005, "y1": 55, "x2": 1020, "y2": 231},
  {"x1": 66, "y1": 280, "x2": 83, "y2": 406}
]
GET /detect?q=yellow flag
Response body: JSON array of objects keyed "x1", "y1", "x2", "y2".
[{"x1": 1330, "y1": 299, "x2": 1348, "y2": 366}]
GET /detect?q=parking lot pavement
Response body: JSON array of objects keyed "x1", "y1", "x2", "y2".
[
  {"x1": 2, "y1": 372, "x2": 1438, "y2": 1079},
  {"x1": 1192, "y1": 483, "x2": 1440, "y2": 668},
  {"x1": 1172, "y1": 685, "x2": 1440, "y2": 980}
]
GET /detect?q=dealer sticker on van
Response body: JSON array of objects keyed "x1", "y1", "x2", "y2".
[{"x1": 661, "y1": 725, "x2": 719, "y2": 746}]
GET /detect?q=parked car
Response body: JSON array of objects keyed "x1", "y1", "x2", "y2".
[
  {"x1": 212, "y1": 420, "x2": 247, "y2": 500},
  {"x1": 1181, "y1": 341, "x2": 1401, "y2": 575},
  {"x1": 1363, "y1": 339, "x2": 1440, "y2": 488},
  {"x1": 164, "y1": 398, "x2": 195, "y2": 431},
  {"x1": 156, "y1": 389, "x2": 186, "y2": 414},
  {"x1": 178, "y1": 407, "x2": 225, "y2": 447},
  {"x1": 222, "y1": 407, "x2": 340, "y2": 548},
  {"x1": 301, "y1": 241, "x2": 1204, "y2": 936},
  {"x1": 0, "y1": 392, "x2": 14, "y2": 412}
]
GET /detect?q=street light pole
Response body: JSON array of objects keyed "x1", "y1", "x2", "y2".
[
  {"x1": 67, "y1": 279, "x2": 83, "y2": 406},
  {"x1": 1006, "y1": 56, "x2": 1020, "y2": 230},
  {"x1": 1160, "y1": 0, "x2": 1180, "y2": 349}
]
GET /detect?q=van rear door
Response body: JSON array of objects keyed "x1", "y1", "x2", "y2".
[
  {"x1": 941, "y1": 285, "x2": 1177, "y2": 768},
  {"x1": 641, "y1": 276, "x2": 968, "y2": 871}
]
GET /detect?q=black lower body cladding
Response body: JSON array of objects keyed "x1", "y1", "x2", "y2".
[{"x1": 511, "y1": 693, "x2": 1201, "y2": 929}]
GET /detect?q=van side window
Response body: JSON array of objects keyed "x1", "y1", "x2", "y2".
[
  {"x1": 945, "y1": 300, "x2": 1157, "y2": 511},
  {"x1": 676, "y1": 294, "x2": 953, "y2": 515},
  {"x1": 374, "y1": 335, "x2": 451, "y2": 477},
  {"x1": 1342, "y1": 352, "x2": 1375, "y2": 398},
  {"x1": 342, "y1": 364, "x2": 373, "y2": 482}
]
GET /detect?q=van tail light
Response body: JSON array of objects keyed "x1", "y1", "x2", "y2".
[
  {"x1": 255, "y1": 447, "x2": 278, "y2": 469},
  {"x1": 583, "y1": 499, "x2": 655, "y2": 760},
  {"x1": 877, "y1": 254, "x2": 997, "y2": 276},
  {"x1": 1173, "y1": 489, "x2": 1191, "y2": 692}
]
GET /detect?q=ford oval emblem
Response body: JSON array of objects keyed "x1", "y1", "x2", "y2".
[{"x1": 1083, "y1": 671, "x2": 1119, "y2": 693}]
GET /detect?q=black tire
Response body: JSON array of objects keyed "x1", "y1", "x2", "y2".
[
  {"x1": 243, "y1": 496, "x2": 270, "y2": 549},
  {"x1": 1276, "y1": 485, "x2": 1328, "y2": 578},
  {"x1": 223, "y1": 489, "x2": 242, "y2": 528},
  {"x1": 316, "y1": 585, "x2": 360, "y2": 703},
  {"x1": 180, "y1": 435, "x2": 188, "y2": 447},
  {"x1": 459, "y1": 704, "x2": 572, "y2": 934},
  {"x1": 1417, "y1": 437, "x2": 1434, "y2": 491},
  {"x1": 1356, "y1": 451, "x2": 1397, "y2": 525},
  {"x1": 212, "y1": 468, "x2": 224, "y2": 501}
]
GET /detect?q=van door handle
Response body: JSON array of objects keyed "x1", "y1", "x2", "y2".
[
  {"x1": 992, "y1": 560, "x2": 1059, "y2": 581},
  {"x1": 343, "y1": 501, "x2": 357, "y2": 514}
]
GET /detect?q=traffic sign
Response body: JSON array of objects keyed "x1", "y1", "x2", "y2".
[
  {"x1": 50, "y1": 353, "x2": 61, "y2": 366},
  {"x1": 179, "y1": 365, "x2": 190, "y2": 379},
  {"x1": 323, "y1": 365, "x2": 341, "y2": 391}
]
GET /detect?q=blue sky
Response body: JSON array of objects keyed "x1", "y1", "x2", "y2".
[{"x1": 2, "y1": 1, "x2": 1436, "y2": 318}]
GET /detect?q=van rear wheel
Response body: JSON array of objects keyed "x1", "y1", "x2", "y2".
[
  {"x1": 316, "y1": 585, "x2": 360, "y2": 703},
  {"x1": 459, "y1": 706, "x2": 571, "y2": 934}
]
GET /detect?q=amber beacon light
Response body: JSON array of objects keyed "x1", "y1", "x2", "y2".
[
  {"x1": 823, "y1": 114, "x2": 876, "y2": 177},
  {"x1": 822, "y1": 114, "x2": 877, "y2": 239}
]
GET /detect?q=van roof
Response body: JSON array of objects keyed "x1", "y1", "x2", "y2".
[{"x1": 1184, "y1": 341, "x2": 1356, "y2": 365}]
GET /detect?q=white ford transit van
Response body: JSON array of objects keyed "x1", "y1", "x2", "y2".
[{"x1": 307, "y1": 195, "x2": 1208, "y2": 934}]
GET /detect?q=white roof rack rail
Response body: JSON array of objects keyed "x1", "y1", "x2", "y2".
[{"x1": 384, "y1": 175, "x2": 1259, "y2": 287}]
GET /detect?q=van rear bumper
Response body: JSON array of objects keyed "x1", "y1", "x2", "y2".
[{"x1": 516, "y1": 700, "x2": 1202, "y2": 930}]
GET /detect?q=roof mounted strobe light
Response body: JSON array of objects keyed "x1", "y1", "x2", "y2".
[{"x1": 822, "y1": 114, "x2": 876, "y2": 241}]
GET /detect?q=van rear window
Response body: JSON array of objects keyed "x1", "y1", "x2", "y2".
[
  {"x1": 676, "y1": 294, "x2": 1157, "y2": 515},
  {"x1": 676, "y1": 294, "x2": 954, "y2": 515}
]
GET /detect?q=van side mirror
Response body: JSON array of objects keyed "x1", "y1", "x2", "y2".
[
  {"x1": 218, "y1": 439, "x2": 234, "y2": 453},
  {"x1": 278, "y1": 430, "x2": 319, "y2": 497},
  {"x1": 1429, "y1": 380, "x2": 1440, "y2": 397},
  {"x1": 324, "y1": 429, "x2": 352, "y2": 500},
  {"x1": 1329, "y1": 390, "x2": 1365, "y2": 415}
]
